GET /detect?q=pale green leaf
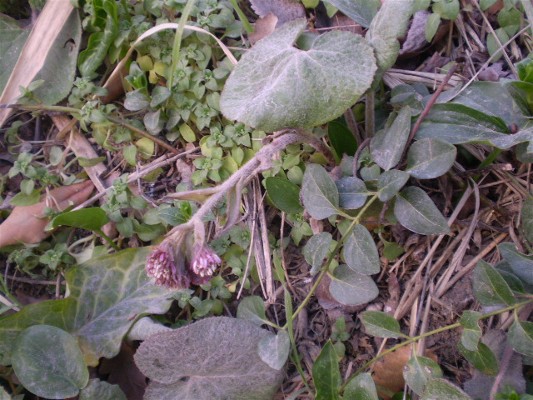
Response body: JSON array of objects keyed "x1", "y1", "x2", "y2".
[
  {"x1": 0, "y1": 15, "x2": 30, "y2": 93},
  {"x1": 394, "y1": 186, "x2": 450, "y2": 235},
  {"x1": 370, "y1": 106, "x2": 412, "y2": 170},
  {"x1": 12, "y1": 325, "x2": 88, "y2": 399},
  {"x1": 498, "y1": 242, "x2": 533, "y2": 285},
  {"x1": 79, "y1": 379, "x2": 126, "y2": 400},
  {"x1": 421, "y1": 379, "x2": 472, "y2": 400},
  {"x1": 301, "y1": 164, "x2": 340, "y2": 219},
  {"x1": 329, "y1": 265, "x2": 379, "y2": 306},
  {"x1": 360, "y1": 311, "x2": 402, "y2": 338},
  {"x1": 404, "y1": 355, "x2": 443, "y2": 395},
  {"x1": 336, "y1": 176, "x2": 368, "y2": 209},
  {"x1": 312, "y1": 341, "x2": 341, "y2": 400},
  {"x1": 432, "y1": 0, "x2": 459, "y2": 20},
  {"x1": 220, "y1": 19, "x2": 377, "y2": 131},
  {"x1": 458, "y1": 342, "x2": 499, "y2": 376},
  {"x1": 459, "y1": 311, "x2": 482, "y2": 351},
  {"x1": 321, "y1": 0, "x2": 380, "y2": 28},
  {"x1": 406, "y1": 138, "x2": 456, "y2": 179},
  {"x1": 179, "y1": 123, "x2": 196, "y2": 143},
  {"x1": 377, "y1": 169, "x2": 410, "y2": 202},
  {"x1": 425, "y1": 13, "x2": 441, "y2": 42},
  {"x1": 135, "y1": 317, "x2": 284, "y2": 400},
  {"x1": 473, "y1": 260, "x2": 516, "y2": 306},
  {"x1": 508, "y1": 319, "x2": 533, "y2": 358},
  {"x1": 258, "y1": 330, "x2": 290, "y2": 370},
  {"x1": 344, "y1": 372, "x2": 378, "y2": 400},
  {"x1": 237, "y1": 296, "x2": 267, "y2": 326},
  {"x1": 303, "y1": 232, "x2": 333, "y2": 275},
  {"x1": 343, "y1": 224, "x2": 380, "y2": 275}
]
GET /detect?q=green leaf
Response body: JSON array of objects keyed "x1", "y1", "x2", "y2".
[
  {"x1": 51, "y1": 207, "x2": 109, "y2": 232},
  {"x1": 258, "y1": 330, "x2": 290, "y2": 370},
  {"x1": 328, "y1": 119, "x2": 357, "y2": 158},
  {"x1": 473, "y1": 260, "x2": 516, "y2": 306},
  {"x1": 135, "y1": 317, "x2": 284, "y2": 400},
  {"x1": 498, "y1": 242, "x2": 533, "y2": 285},
  {"x1": 366, "y1": 0, "x2": 414, "y2": 73},
  {"x1": 425, "y1": 13, "x2": 441, "y2": 42},
  {"x1": 265, "y1": 177, "x2": 303, "y2": 214},
  {"x1": 508, "y1": 319, "x2": 533, "y2": 358},
  {"x1": 77, "y1": 0, "x2": 118, "y2": 77},
  {"x1": 432, "y1": 0, "x2": 459, "y2": 20},
  {"x1": 301, "y1": 164, "x2": 340, "y2": 220},
  {"x1": 150, "y1": 86, "x2": 171, "y2": 108},
  {"x1": 404, "y1": 355, "x2": 443, "y2": 395},
  {"x1": 421, "y1": 378, "x2": 472, "y2": 400},
  {"x1": 179, "y1": 123, "x2": 196, "y2": 143},
  {"x1": 220, "y1": 19, "x2": 377, "y2": 131},
  {"x1": 360, "y1": 311, "x2": 403, "y2": 338},
  {"x1": 406, "y1": 138, "x2": 456, "y2": 179},
  {"x1": 329, "y1": 265, "x2": 379, "y2": 306},
  {"x1": 236, "y1": 296, "x2": 267, "y2": 326},
  {"x1": 78, "y1": 156, "x2": 106, "y2": 167},
  {"x1": 0, "y1": 14, "x2": 30, "y2": 93},
  {"x1": 321, "y1": 0, "x2": 380, "y2": 27},
  {"x1": 12, "y1": 325, "x2": 88, "y2": 399},
  {"x1": 312, "y1": 341, "x2": 341, "y2": 400},
  {"x1": 124, "y1": 89, "x2": 150, "y2": 111},
  {"x1": 377, "y1": 169, "x2": 410, "y2": 202},
  {"x1": 303, "y1": 232, "x2": 333, "y2": 275},
  {"x1": 343, "y1": 224, "x2": 380, "y2": 275},
  {"x1": 521, "y1": 197, "x2": 533, "y2": 244},
  {"x1": 394, "y1": 186, "x2": 450, "y2": 235},
  {"x1": 343, "y1": 372, "x2": 378, "y2": 400},
  {"x1": 79, "y1": 379, "x2": 126, "y2": 400},
  {"x1": 9, "y1": 189, "x2": 41, "y2": 206},
  {"x1": 336, "y1": 177, "x2": 368, "y2": 209},
  {"x1": 479, "y1": 0, "x2": 498, "y2": 10},
  {"x1": 20, "y1": 179, "x2": 34, "y2": 195},
  {"x1": 370, "y1": 106, "x2": 412, "y2": 170},
  {"x1": 459, "y1": 311, "x2": 482, "y2": 351},
  {"x1": 486, "y1": 28, "x2": 509, "y2": 63},
  {"x1": 458, "y1": 342, "x2": 499, "y2": 376}
]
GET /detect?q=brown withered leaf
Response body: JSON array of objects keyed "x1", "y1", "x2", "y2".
[{"x1": 249, "y1": 13, "x2": 278, "y2": 44}]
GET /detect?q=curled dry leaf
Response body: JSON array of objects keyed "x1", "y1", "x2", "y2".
[
  {"x1": 0, "y1": 181, "x2": 94, "y2": 247},
  {"x1": 248, "y1": 13, "x2": 278, "y2": 44}
]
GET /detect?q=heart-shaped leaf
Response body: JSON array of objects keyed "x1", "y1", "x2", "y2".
[
  {"x1": 220, "y1": 19, "x2": 377, "y2": 131},
  {"x1": 394, "y1": 186, "x2": 449, "y2": 235},
  {"x1": 258, "y1": 330, "x2": 290, "y2": 370},
  {"x1": 237, "y1": 296, "x2": 267, "y2": 326},
  {"x1": 134, "y1": 317, "x2": 284, "y2": 400},
  {"x1": 343, "y1": 224, "x2": 380, "y2": 275},
  {"x1": 12, "y1": 325, "x2": 89, "y2": 399},
  {"x1": 301, "y1": 164, "x2": 340, "y2": 220},
  {"x1": 406, "y1": 138, "x2": 457, "y2": 179},
  {"x1": 329, "y1": 265, "x2": 379, "y2": 306}
]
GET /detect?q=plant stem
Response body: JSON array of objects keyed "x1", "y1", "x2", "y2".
[
  {"x1": 282, "y1": 195, "x2": 379, "y2": 329},
  {"x1": 341, "y1": 299, "x2": 533, "y2": 392},
  {"x1": 167, "y1": 0, "x2": 197, "y2": 90},
  {"x1": 228, "y1": 0, "x2": 253, "y2": 34}
]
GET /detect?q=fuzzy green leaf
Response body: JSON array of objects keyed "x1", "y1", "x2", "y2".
[
  {"x1": 406, "y1": 138, "x2": 457, "y2": 179},
  {"x1": 473, "y1": 260, "x2": 516, "y2": 306},
  {"x1": 394, "y1": 186, "x2": 450, "y2": 235},
  {"x1": 303, "y1": 232, "x2": 333, "y2": 275},
  {"x1": 12, "y1": 325, "x2": 88, "y2": 399},
  {"x1": 498, "y1": 242, "x2": 533, "y2": 285},
  {"x1": 329, "y1": 265, "x2": 379, "y2": 306},
  {"x1": 236, "y1": 296, "x2": 267, "y2": 326},
  {"x1": 360, "y1": 311, "x2": 402, "y2": 338},
  {"x1": 336, "y1": 177, "x2": 368, "y2": 209},
  {"x1": 508, "y1": 319, "x2": 533, "y2": 358},
  {"x1": 343, "y1": 224, "x2": 380, "y2": 275},
  {"x1": 343, "y1": 372, "x2": 378, "y2": 400},
  {"x1": 301, "y1": 164, "x2": 340, "y2": 220},
  {"x1": 79, "y1": 379, "x2": 126, "y2": 400},
  {"x1": 312, "y1": 341, "x2": 341, "y2": 400},
  {"x1": 258, "y1": 330, "x2": 290, "y2": 371},
  {"x1": 458, "y1": 342, "x2": 499, "y2": 376},
  {"x1": 404, "y1": 355, "x2": 443, "y2": 395},
  {"x1": 459, "y1": 311, "x2": 482, "y2": 351},
  {"x1": 421, "y1": 378, "x2": 472, "y2": 400},
  {"x1": 220, "y1": 19, "x2": 377, "y2": 131},
  {"x1": 377, "y1": 170, "x2": 410, "y2": 202}
]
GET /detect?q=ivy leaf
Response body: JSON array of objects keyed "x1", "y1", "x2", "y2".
[
  {"x1": 343, "y1": 372, "x2": 378, "y2": 400},
  {"x1": 498, "y1": 242, "x2": 533, "y2": 285},
  {"x1": 336, "y1": 177, "x2": 368, "y2": 209},
  {"x1": 508, "y1": 319, "x2": 533, "y2": 358},
  {"x1": 12, "y1": 325, "x2": 89, "y2": 399},
  {"x1": 404, "y1": 355, "x2": 443, "y2": 395},
  {"x1": 458, "y1": 342, "x2": 499, "y2": 376},
  {"x1": 370, "y1": 106, "x2": 412, "y2": 170},
  {"x1": 342, "y1": 224, "x2": 380, "y2": 275},
  {"x1": 329, "y1": 265, "x2": 379, "y2": 306},
  {"x1": 459, "y1": 311, "x2": 482, "y2": 351},
  {"x1": 321, "y1": 0, "x2": 380, "y2": 28},
  {"x1": 359, "y1": 311, "x2": 403, "y2": 338},
  {"x1": 421, "y1": 379, "x2": 472, "y2": 400},
  {"x1": 312, "y1": 341, "x2": 341, "y2": 400},
  {"x1": 220, "y1": 19, "x2": 377, "y2": 131},
  {"x1": 265, "y1": 176, "x2": 303, "y2": 214},
  {"x1": 377, "y1": 169, "x2": 410, "y2": 202},
  {"x1": 303, "y1": 232, "x2": 333, "y2": 275},
  {"x1": 473, "y1": 260, "x2": 516, "y2": 306},
  {"x1": 406, "y1": 138, "x2": 457, "y2": 179},
  {"x1": 236, "y1": 296, "x2": 267, "y2": 326},
  {"x1": 134, "y1": 317, "x2": 284, "y2": 400},
  {"x1": 258, "y1": 330, "x2": 290, "y2": 371},
  {"x1": 394, "y1": 186, "x2": 450, "y2": 235},
  {"x1": 301, "y1": 164, "x2": 340, "y2": 220}
]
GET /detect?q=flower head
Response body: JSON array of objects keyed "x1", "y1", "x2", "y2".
[
  {"x1": 189, "y1": 245, "x2": 222, "y2": 285},
  {"x1": 146, "y1": 242, "x2": 190, "y2": 289}
]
